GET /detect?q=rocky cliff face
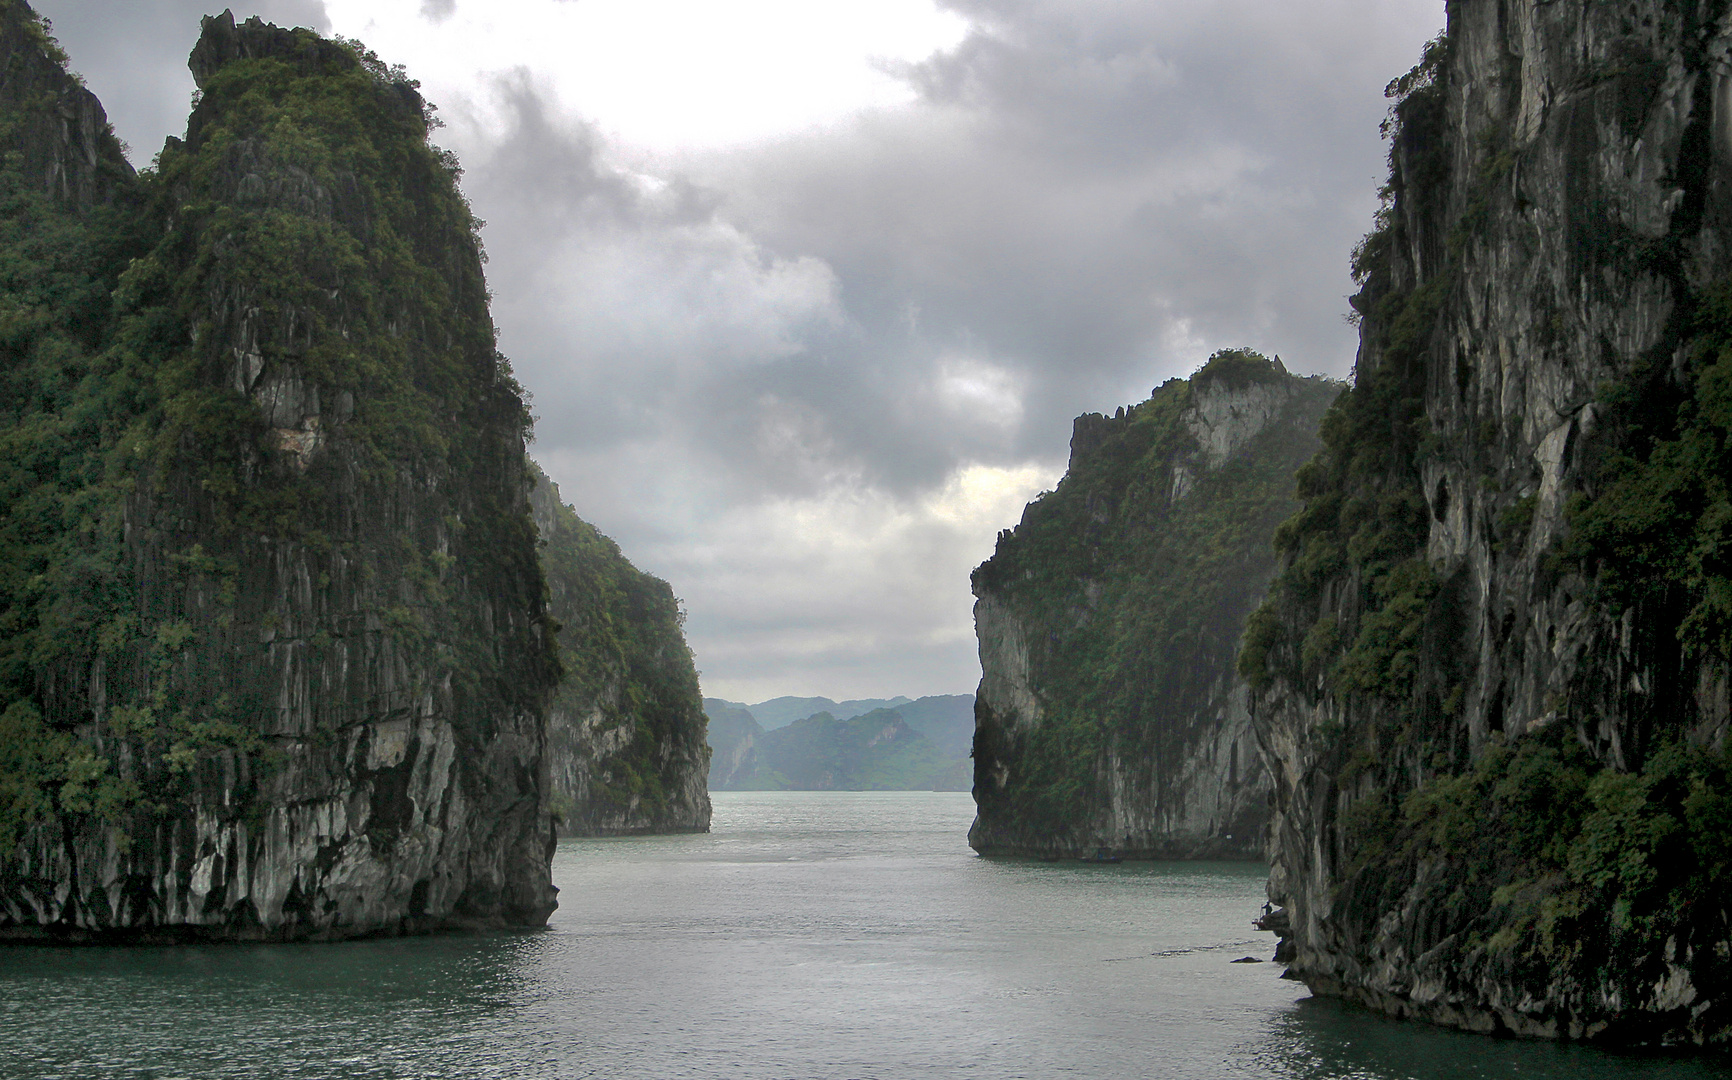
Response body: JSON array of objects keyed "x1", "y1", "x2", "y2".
[
  {"x1": 0, "y1": 8, "x2": 560, "y2": 940},
  {"x1": 1248, "y1": 0, "x2": 1732, "y2": 1043},
  {"x1": 530, "y1": 466, "x2": 710, "y2": 836},
  {"x1": 970, "y1": 352, "x2": 1336, "y2": 859}
]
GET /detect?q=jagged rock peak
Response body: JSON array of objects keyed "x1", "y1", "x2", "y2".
[
  {"x1": 188, "y1": 9, "x2": 428, "y2": 126},
  {"x1": 0, "y1": 10, "x2": 557, "y2": 941},
  {"x1": 191, "y1": 10, "x2": 337, "y2": 86},
  {"x1": 1185, "y1": 352, "x2": 1302, "y2": 471},
  {"x1": 1068, "y1": 350, "x2": 1311, "y2": 477}
]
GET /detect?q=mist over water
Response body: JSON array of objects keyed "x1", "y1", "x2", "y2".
[{"x1": 2, "y1": 792, "x2": 1724, "y2": 1078}]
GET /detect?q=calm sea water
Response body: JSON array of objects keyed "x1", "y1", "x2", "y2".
[{"x1": 2, "y1": 791, "x2": 1727, "y2": 1079}]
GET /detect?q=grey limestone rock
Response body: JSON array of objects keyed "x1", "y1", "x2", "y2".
[{"x1": 0, "y1": 0, "x2": 132, "y2": 211}]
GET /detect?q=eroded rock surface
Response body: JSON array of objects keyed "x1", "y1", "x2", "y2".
[{"x1": 0, "y1": 2, "x2": 132, "y2": 210}]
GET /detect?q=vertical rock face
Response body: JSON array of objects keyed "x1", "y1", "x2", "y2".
[
  {"x1": 0, "y1": 8, "x2": 560, "y2": 939},
  {"x1": 1248, "y1": 0, "x2": 1732, "y2": 1042},
  {"x1": 530, "y1": 466, "x2": 711, "y2": 836},
  {"x1": 969, "y1": 352, "x2": 1335, "y2": 858}
]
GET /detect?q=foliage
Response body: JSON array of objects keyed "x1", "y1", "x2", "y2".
[
  {"x1": 1372, "y1": 725, "x2": 1732, "y2": 1000},
  {"x1": 151, "y1": 39, "x2": 524, "y2": 509},
  {"x1": 1249, "y1": 16, "x2": 1732, "y2": 1012},
  {"x1": 1238, "y1": 30, "x2": 1463, "y2": 718},
  {"x1": 1563, "y1": 279, "x2": 1732, "y2": 664},
  {"x1": 2, "y1": 1, "x2": 73, "y2": 76},
  {"x1": 1193, "y1": 348, "x2": 1287, "y2": 390},
  {"x1": 0, "y1": 142, "x2": 157, "y2": 843}
]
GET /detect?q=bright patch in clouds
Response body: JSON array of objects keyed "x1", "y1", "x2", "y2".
[
  {"x1": 936, "y1": 356, "x2": 1024, "y2": 433},
  {"x1": 322, "y1": 0, "x2": 971, "y2": 150},
  {"x1": 663, "y1": 461, "x2": 1059, "y2": 702}
]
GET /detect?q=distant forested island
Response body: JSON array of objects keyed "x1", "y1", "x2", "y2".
[{"x1": 705, "y1": 695, "x2": 973, "y2": 791}]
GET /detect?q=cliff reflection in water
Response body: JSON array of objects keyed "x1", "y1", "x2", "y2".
[{"x1": 2, "y1": 793, "x2": 1724, "y2": 1079}]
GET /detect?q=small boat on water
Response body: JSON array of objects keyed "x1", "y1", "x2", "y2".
[{"x1": 1079, "y1": 846, "x2": 1121, "y2": 864}]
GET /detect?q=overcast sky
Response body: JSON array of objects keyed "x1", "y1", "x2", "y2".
[{"x1": 41, "y1": 0, "x2": 1442, "y2": 702}]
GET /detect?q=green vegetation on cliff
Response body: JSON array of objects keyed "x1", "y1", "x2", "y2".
[
  {"x1": 1565, "y1": 280, "x2": 1732, "y2": 683},
  {"x1": 533, "y1": 465, "x2": 710, "y2": 834},
  {"x1": 1239, "y1": 34, "x2": 1458, "y2": 714},
  {"x1": 1417, "y1": 240, "x2": 1732, "y2": 1015},
  {"x1": 1339, "y1": 723, "x2": 1732, "y2": 1021},
  {"x1": 973, "y1": 351, "x2": 1335, "y2": 847},
  {"x1": 0, "y1": 2, "x2": 153, "y2": 849}
]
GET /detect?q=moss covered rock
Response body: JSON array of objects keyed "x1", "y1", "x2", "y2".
[{"x1": 1249, "y1": 1, "x2": 1732, "y2": 1043}]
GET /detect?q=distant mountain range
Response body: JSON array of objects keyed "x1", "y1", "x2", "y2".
[
  {"x1": 704, "y1": 695, "x2": 974, "y2": 791},
  {"x1": 727, "y1": 695, "x2": 913, "y2": 730}
]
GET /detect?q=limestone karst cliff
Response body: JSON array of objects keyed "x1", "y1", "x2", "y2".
[
  {"x1": 0, "y1": 6, "x2": 561, "y2": 940},
  {"x1": 530, "y1": 465, "x2": 710, "y2": 836},
  {"x1": 1246, "y1": 0, "x2": 1732, "y2": 1043},
  {"x1": 970, "y1": 352, "x2": 1336, "y2": 859}
]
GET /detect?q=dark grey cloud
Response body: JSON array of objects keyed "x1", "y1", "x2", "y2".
[
  {"x1": 460, "y1": 0, "x2": 1442, "y2": 491},
  {"x1": 461, "y1": 80, "x2": 866, "y2": 501},
  {"x1": 705, "y1": 0, "x2": 1444, "y2": 458},
  {"x1": 36, "y1": 1, "x2": 329, "y2": 163}
]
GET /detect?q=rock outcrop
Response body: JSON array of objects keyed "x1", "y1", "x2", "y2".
[
  {"x1": 531, "y1": 466, "x2": 710, "y2": 836},
  {"x1": 0, "y1": 8, "x2": 560, "y2": 940},
  {"x1": 970, "y1": 352, "x2": 1336, "y2": 859},
  {"x1": 0, "y1": 0, "x2": 132, "y2": 210},
  {"x1": 1247, "y1": 0, "x2": 1732, "y2": 1043}
]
